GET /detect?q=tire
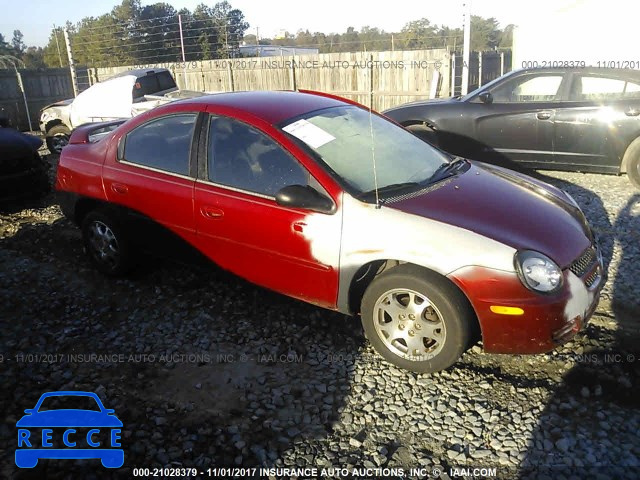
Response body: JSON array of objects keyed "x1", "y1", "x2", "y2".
[
  {"x1": 623, "y1": 137, "x2": 640, "y2": 189},
  {"x1": 46, "y1": 124, "x2": 71, "y2": 154},
  {"x1": 406, "y1": 124, "x2": 438, "y2": 148},
  {"x1": 81, "y1": 210, "x2": 134, "y2": 276},
  {"x1": 361, "y1": 264, "x2": 475, "y2": 374}
]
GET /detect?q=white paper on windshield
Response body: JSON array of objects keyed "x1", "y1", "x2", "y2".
[{"x1": 283, "y1": 119, "x2": 335, "y2": 149}]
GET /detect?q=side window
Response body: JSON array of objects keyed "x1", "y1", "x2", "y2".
[
  {"x1": 491, "y1": 75, "x2": 563, "y2": 102},
  {"x1": 208, "y1": 116, "x2": 308, "y2": 196},
  {"x1": 571, "y1": 75, "x2": 640, "y2": 100},
  {"x1": 123, "y1": 114, "x2": 196, "y2": 176}
]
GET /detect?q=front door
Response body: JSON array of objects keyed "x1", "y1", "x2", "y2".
[
  {"x1": 193, "y1": 114, "x2": 341, "y2": 309},
  {"x1": 471, "y1": 72, "x2": 566, "y2": 167}
]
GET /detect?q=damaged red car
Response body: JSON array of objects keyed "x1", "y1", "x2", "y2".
[{"x1": 55, "y1": 91, "x2": 604, "y2": 373}]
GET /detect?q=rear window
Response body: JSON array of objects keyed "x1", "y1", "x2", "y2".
[
  {"x1": 132, "y1": 72, "x2": 175, "y2": 99},
  {"x1": 158, "y1": 72, "x2": 177, "y2": 91}
]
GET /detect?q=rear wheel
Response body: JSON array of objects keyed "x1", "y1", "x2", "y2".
[
  {"x1": 46, "y1": 124, "x2": 70, "y2": 154},
  {"x1": 361, "y1": 264, "x2": 475, "y2": 373},
  {"x1": 82, "y1": 210, "x2": 134, "y2": 276}
]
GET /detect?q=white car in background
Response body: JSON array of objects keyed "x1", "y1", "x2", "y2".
[{"x1": 39, "y1": 68, "x2": 188, "y2": 154}]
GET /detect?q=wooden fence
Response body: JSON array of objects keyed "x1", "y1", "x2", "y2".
[
  {"x1": 0, "y1": 67, "x2": 92, "y2": 131},
  {"x1": 96, "y1": 49, "x2": 451, "y2": 112}
]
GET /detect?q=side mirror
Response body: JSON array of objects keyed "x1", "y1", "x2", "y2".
[
  {"x1": 105, "y1": 409, "x2": 115, "y2": 415},
  {"x1": 24, "y1": 409, "x2": 35, "y2": 415},
  {"x1": 479, "y1": 91, "x2": 493, "y2": 104},
  {"x1": 275, "y1": 185, "x2": 334, "y2": 214}
]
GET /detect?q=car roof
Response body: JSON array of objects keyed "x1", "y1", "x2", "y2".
[
  {"x1": 513, "y1": 67, "x2": 640, "y2": 78},
  {"x1": 173, "y1": 90, "x2": 350, "y2": 125},
  {"x1": 109, "y1": 68, "x2": 171, "y2": 80}
]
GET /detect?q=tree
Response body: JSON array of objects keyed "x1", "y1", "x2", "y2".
[
  {"x1": 399, "y1": 18, "x2": 438, "y2": 49},
  {"x1": 470, "y1": 16, "x2": 501, "y2": 51},
  {"x1": 0, "y1": 33, "x2": 14, "y2": 56},
  {"x1": 22, "y1": 47, "x2": 46, "y2": 69},
  {"x1": 42, "y1": 28, "x2": 67, "y2": 67},
  {"x1": 499, "y1": 24, "x2": 515, "y2": 49},
  {"x1": 11, "y1": 30, "x2": 25, "y2": 54}
]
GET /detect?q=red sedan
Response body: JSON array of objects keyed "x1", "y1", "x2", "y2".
[{"x1": 55, "y1": 90, "x2": 604, "y2": 373}]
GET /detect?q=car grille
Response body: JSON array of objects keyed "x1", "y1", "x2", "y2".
[
  {"x1": 584, "y1": 269, "x2": 600, "y2": 288},
  {"x1": 569, "y1": 247, "x2": 597, "y2": 278}
]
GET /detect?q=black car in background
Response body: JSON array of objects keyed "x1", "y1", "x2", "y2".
[
  {"x1": 384, "y1": 68, "x2": 640, "y2": 188},
  {"x1": 0, "y1": 122, "x2": 49, "y2": 203}
]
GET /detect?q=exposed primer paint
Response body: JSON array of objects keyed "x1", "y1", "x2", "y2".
[
  {"x1": 301, "y1": 193, "x2": 517, "y2": 312},
  {"x1": 563, "y1": 271, "x2": 595, "y2": 322}
]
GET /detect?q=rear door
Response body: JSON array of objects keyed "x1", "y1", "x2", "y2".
[
  {"x1": 554, "y1": 72, "x2": 640, "y2": 172},
  {"x1": 192, "y1": 114, "x2": 341, "y2": 308},
  {"x1": 470, "y1": 72, "x2": 567, "y2": 166},
  {"x1": 102, "y1": 110, "x2": 202, "y2": 250}
]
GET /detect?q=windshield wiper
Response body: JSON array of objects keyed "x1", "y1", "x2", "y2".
[
  {"x1": 358, "y1": 182, "x2": 419, "y2": 201},
  {"x1": 428, "y1": 157, "x2": 467, "y2": 183}
]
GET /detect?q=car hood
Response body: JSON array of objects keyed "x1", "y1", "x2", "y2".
[
  {"x1": 16, "y1": 410, "x2": 123, "y2": 427},
  {"x1": 42, "y1": 98, "x2": 74, "y2": 111},
  {"x1": 384, "y1": 96, "x2": 460, "y2": 113},
  {"x1": 387, "y1": 162, "x2": 592, "y2": 268}
]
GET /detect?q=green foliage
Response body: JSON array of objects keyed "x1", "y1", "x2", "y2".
[
  {"x1": 40, "y1": 0, "x2": 249, "y2": 67},
  {"x1": 251, "y1": 15, "x2": 508, "y2": 54},
  {"x1": 32, "y1": 2, "x2": 511, "y2": 68}
]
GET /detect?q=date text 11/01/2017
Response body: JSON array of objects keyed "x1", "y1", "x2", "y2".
[{"x1": 521, "y1": 60, "x2": 640, "y2": 69}]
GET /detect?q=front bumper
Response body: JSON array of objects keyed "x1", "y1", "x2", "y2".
[{"x1": 448, "y1": 254, "x2": 605, "y2": 354}]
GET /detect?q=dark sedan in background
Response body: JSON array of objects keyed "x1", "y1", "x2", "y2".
[{"x1": 384, "y1": 68, "x2": 640, "y2": 188}]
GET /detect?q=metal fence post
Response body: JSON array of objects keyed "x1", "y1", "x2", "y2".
[
  {"x1": 478, "y1": 51, "x2": 483, "y2": 87},
  {"x1": 15, "y1": 69, "x2": 33, "y2": 131},
  {"x1": 63, "y1": 28, "x2": 79, "y2": 97},
  {"x1": 227, "y1": 61, "x2": 235, "y2": 92},
  {"x1": 450, "y1": 53, "x2": 456, "y2": 97}
]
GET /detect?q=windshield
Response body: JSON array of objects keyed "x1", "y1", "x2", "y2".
[
  {"x1": 461, "y1": 69, "x2": 520, "y2": 101},
  {"x1": 282, "y1": 105, "x2": 450, "y2": 195}
]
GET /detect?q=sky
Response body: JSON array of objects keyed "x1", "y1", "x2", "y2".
[{"x1": 0, "y1": 0, "x2": 596, "y2": 48}]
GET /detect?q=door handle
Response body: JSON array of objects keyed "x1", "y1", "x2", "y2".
[
  {"x1": 111, "y1": 183, "x2": 128, "y2": 194},
  {"x1": 200, "y1": 206, "x2": 224, "y2": 219},
  {"x1": 292, "y1": 221, "x2": 306, "y2": 233},
  {"x1": 536, "y1": 111, "x2": 552, "y2": 120},
  {"x1": 625, "y1": 108, "x2": 640, "y2": 116}
]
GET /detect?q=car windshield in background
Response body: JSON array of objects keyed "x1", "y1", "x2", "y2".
[
  {"x1": 282, "y1": 106, "x2": 450, "y2": 196},
  {"x1": 88, "y1": 123, "x2": 124, "y2": 143},
  {"x1": 461, "y1": 70, "x2": 518, "y2": 100}
]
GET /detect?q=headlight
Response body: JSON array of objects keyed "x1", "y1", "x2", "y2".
[{"x1": 515, "y1": 250, "x2": 563, "y2": 293}]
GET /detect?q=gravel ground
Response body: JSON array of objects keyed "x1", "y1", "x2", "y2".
[{"x1": 0, "y1": 156, "x2": 639, "y2": 480}]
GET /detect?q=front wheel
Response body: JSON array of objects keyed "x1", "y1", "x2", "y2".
[
  {"x1": 625, "y1": 139, "x2": 640, "y2": 189},
  {"x1": 82, "y1": 210, "x2": 134, "y2": 276},
  {"x1": 361, "y1": 265, "x2": 475, "y2": 373}
]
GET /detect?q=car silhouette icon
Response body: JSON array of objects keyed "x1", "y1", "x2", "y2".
[{"x1": 15, "y1": 391, "x2": 123, "y2": 468}]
